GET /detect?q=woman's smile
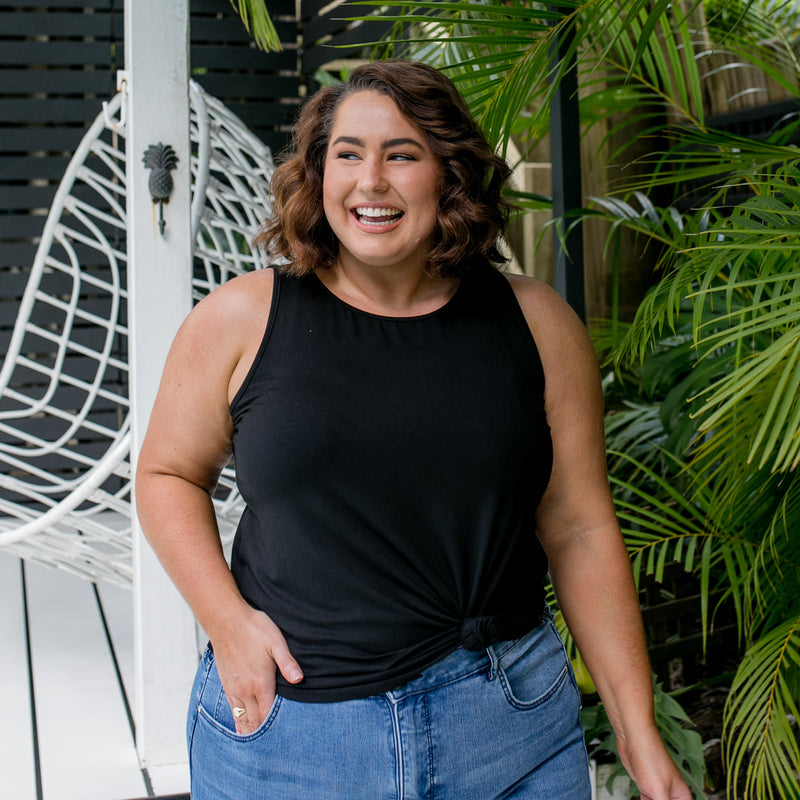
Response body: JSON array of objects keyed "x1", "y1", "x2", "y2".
[{"x1": 351, "y1": 205, "x2": 406, "y2": 229}]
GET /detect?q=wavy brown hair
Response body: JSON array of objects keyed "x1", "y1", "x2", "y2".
[{"x1": 254, "y1": 60, "x2": 514, "y2": 278}]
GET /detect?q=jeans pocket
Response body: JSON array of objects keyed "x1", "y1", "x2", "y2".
[
  {"x1": 495, "y1": 619, "x2": 571, "y2": 710},
  {"x1": 194, "y1": 649, "x2": 282, "y2": 741}
]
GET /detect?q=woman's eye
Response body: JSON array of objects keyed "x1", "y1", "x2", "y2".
[
  {"x1": 336, "y1": 152, "x2": 360, "y2": 160},
  {"x1": 389, "y1": 153, "x2": 414, "y2": 162}
]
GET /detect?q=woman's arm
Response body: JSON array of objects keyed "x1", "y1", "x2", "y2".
[
  {"x1": 135, "y1": 269, "x2": 302, "y2": 734},
  {"x1": 508, "y1": 275, "x2": 691, "y2": 800}
]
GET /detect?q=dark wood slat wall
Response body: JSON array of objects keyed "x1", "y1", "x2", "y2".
[
  {"x1": 0, "y1": 1, "x2": 300, "y2": 509},
  {"x1": 1, "y1": 0, "x2": 299, "y2": 270}
]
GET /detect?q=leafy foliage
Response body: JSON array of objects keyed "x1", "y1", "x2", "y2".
[{"x1": 228, "y1": 0, "x2": 282, "y2": 52}]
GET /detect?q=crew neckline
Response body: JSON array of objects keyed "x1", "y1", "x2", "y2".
[{"x1": 309, "y1": 271, "x2": 463, "y2": 321}]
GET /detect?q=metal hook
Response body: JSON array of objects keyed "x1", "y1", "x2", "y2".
[{"x1": 102, "y1": 70, "x2": 128, "y2": 131}]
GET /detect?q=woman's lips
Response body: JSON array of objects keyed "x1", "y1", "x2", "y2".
[{"x1": 351, "y1": 206, "x2": 405, "y2": 228}]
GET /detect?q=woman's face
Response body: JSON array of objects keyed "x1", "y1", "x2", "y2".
[{"x1": 322, "y1": 90, "x2": 443, "y2": 274}]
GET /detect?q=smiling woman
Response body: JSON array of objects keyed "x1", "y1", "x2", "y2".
[
  {"x1": 255, "y1": 59, "x2": 512, "y2": 281},
  {"x1": 320, "y1": 91, "x2": 443, "y2": 298},
  {"x1": 134, "y1": 60, "x2": 691, "y2": 800}
]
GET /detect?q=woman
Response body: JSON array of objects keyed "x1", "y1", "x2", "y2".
[{"x1": 135, "y1": 60, "x2": 691, "y2": 799}]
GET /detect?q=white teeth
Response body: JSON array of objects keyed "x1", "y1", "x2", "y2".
[{"x1": 355, "y1": 206, "x2": 402, "y2": 218}]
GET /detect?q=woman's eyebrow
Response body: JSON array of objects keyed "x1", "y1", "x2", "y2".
[{"x1": 331, "y1": 135, "x2": 425, "y2": 149}]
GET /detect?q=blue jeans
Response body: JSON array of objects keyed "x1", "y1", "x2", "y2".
[{"x1": 187, "y1": 611, "x2": 591, "y2": 799}]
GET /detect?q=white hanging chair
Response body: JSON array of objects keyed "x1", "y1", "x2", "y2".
[{"x1": 0, "y1": 80, "x2": 274, "y2": 587}]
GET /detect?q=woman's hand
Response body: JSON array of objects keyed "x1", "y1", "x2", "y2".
[
  {"x1": 618, "y1": 728, "x2": 694, "y2": 800},
  {"x1": 211, "y1": 605, "x2": 304, "y2": 735}
]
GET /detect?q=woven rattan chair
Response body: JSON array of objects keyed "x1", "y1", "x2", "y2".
[{"x1": 0, "y1": 81, "x2": 273, "y2": 586}]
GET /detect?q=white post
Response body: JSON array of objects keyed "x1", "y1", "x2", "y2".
[{"x1": 125, "y1": 0, "x2": 196, "y2": 785}]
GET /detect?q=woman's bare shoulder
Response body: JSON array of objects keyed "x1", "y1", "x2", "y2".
[
  {"x1": 192, "y1": 267, "x2": 275, "y2": 328},
  {"x1": 503, "y1": 273, "x2": 591, "y2": 359}
]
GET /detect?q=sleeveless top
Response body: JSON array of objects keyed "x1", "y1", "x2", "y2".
[{"x1": 229, "y1": 264, "x2": 553, "y2": 702}]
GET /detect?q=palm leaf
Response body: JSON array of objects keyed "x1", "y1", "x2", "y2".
[
  {"x1": 723, "y1": 618, "x2": 800, "y2": 800},
  {"x1": 228, "y1": 0, "x2": 282, "y2": 51}
]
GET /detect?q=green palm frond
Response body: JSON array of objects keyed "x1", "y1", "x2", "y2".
[
  {"x1": 723, "y1": 617, "x2": 800, "y2": 800},
  {"x1": 347, "y1": 0, "x2": 565, "y2": 152},
  {"x1": 347, "y1": 0, "x2": 715, "y2": 153},
  {"x1": 613, "y1": 125, "x2": 800, "y2": 199},
  {"x1": 704, "y1": 0, "x2": 800, "y2": 99},
  {"x1": 743, "y1": 473, "x2": 800, "y2": 631},
  {"x1": 578, "y1": 0, "x2": 707, "y2": 127},
  {"x1": 229, "y1": 0, "x2": 282, "y2": 51}
]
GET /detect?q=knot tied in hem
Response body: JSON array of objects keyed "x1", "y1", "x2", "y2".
[{"x1": 459, "y1": 616, "x2": 499, "y2": 651}]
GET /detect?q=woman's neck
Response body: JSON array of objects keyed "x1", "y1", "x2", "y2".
[{"x1": 317, "y1": 260, "x2": 459, "y2": 318}]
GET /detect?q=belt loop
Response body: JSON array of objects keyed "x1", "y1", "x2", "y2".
[{"x1": 486, "y1": 645, "x2": 498, "y2": 681}]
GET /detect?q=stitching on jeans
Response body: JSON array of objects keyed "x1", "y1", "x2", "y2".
[
  {"x1": 389, "y1": 662, "x2": 487, "y2": 701},
  {"x1": 196, "y1": 697, "x2": 283, "y2": 741},
  {"x1": 423, "y1": 693, "x2": 435, "y2": 800},
  {"x1": 188, "y1": 650, "x2": 215, "y2": 777},
  {"x1": 498, "y1": 663, "x2": 569, "y2": 710},
  {"x1": 385, "y1": 695, "x2": 404, "y2": 800}
]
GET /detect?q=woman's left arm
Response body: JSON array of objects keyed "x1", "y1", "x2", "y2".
[{"x1": 508, "y1": 276, "x2": 692, "y2": 800}]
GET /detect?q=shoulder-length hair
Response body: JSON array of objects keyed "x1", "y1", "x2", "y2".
[{"x1": 254, "y1": 60, "x2": 514, "y2": 278}]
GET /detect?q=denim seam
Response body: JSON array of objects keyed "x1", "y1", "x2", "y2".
[
  {"x1": 387, "y1": 662, "x2": 488, "y2": 702},
  {"x1": 498, "y1": 663, "x2": 570, "y2": 710},
  {"x1": 196, "y1": 696, "x2": 283, "y2": 742},
  {"x1": 422, "y1": 693, "x2": 435, "y2": 800},
  {"x1": 386, "y1": 695, "x2": 404, "y2": 800},
  {"x1": 187, "y1": 653, "x2": 215, "y2": 778}
]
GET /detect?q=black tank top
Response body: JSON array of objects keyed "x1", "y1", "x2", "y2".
[{"x1": 229, "y1": 265, "x2": 553, "y2": 702}]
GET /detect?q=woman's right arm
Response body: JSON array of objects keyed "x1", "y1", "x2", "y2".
[{"x1": 134, "y1": 269, "x2": 303, "y2": 734}]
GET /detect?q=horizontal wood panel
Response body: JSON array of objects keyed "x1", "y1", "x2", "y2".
[
  {"x1": 1, "y1": 41, "x2": 115, "y2": 67},
  {"x1": 190, "y1": 43, "x2": 297, "y2": 71},
  {"x1": 243, "y1": 128, "x2": 291, "y2": 154},
  {"x1": 0, "y1": 242, "x2": 128, "y2": 271},
  {"x1": 0, "y1": 127, "x2": 88, "y2": 152},
  {"x1": 0, "y1": 383, "x2": 127, "y2": 416},
  {"x1": 0, "y1": 440, "x2": 121, "y2": 473},
  {"x1": 302, "y1": 8, "x2": 368, "y2": 44},
  {"x1": 0, "y1": 156, "x2": 72, "y2": 182},
  {"x1": 0, "y1": 98, "x2": 112, "y2": 123},
  {"x1": 0, "y1": 353, "x2": 128, "y2": 387},
  {"x1": 3, "y1": 337, "x2": 128, "y2": 358},
  {"x1": 191, "y1": 15, "x2": 297, "y2": 44},
  {"x1": 0, "y1": 69, "x2": 118, "y2": 96},
  {"x1": 0, "y1": 410, "x2": 126, "y2": 443},
  {"x1": 3, "y1": 0, "x2": 118, "y2": 9},
  {"x1": 0, "y1": 242, "x2": 41, "y2": 268},
  {"x1": 0, "y1": 182, "x2": 127, "y2": 210},
  {"x1": 302, "y1": 0, "x2": 345, "y2": 20},
  {"x1": 193, "y1": 0, "x2": 296, "y2": 18},
  {"x1": 193, "y1": 72, "x2": 300, "y2": 100},
  {"x1": 0, "y1": 10, "x2": 121, "y2": 37},
  {"x1": 219, "y1": 99, "x2": 299, "y2": 127},
  {"x1": 325, "y1": 20, "x2": 394, "y2": 50},
  {"x1": 0, "y1": 214, "x2": 52, "y2": 240},
  {"x1": 0, "y1": 268, "x2": 93, "y2": 297}
]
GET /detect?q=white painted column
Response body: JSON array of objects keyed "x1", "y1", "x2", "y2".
[{"x1": 125, "y1": 0, "x2": 197, "y2": 782}]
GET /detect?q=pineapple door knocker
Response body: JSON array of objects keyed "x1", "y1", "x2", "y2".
[{"x1": 143, "y1": 143, "x2": 179, "y2": 235}]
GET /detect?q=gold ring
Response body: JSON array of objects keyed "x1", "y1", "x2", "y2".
[{"x1": 232, "y1": 706, "x2": 247, "y2": 718}]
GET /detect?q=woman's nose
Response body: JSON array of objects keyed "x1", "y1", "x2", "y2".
[{"x1": 358, "y1": 158, "x2": 388, "y2": 192}]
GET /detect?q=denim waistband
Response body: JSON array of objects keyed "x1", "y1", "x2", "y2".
[{"x1": 386, "y1": 610, "x2": 550, "y2": 702}]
